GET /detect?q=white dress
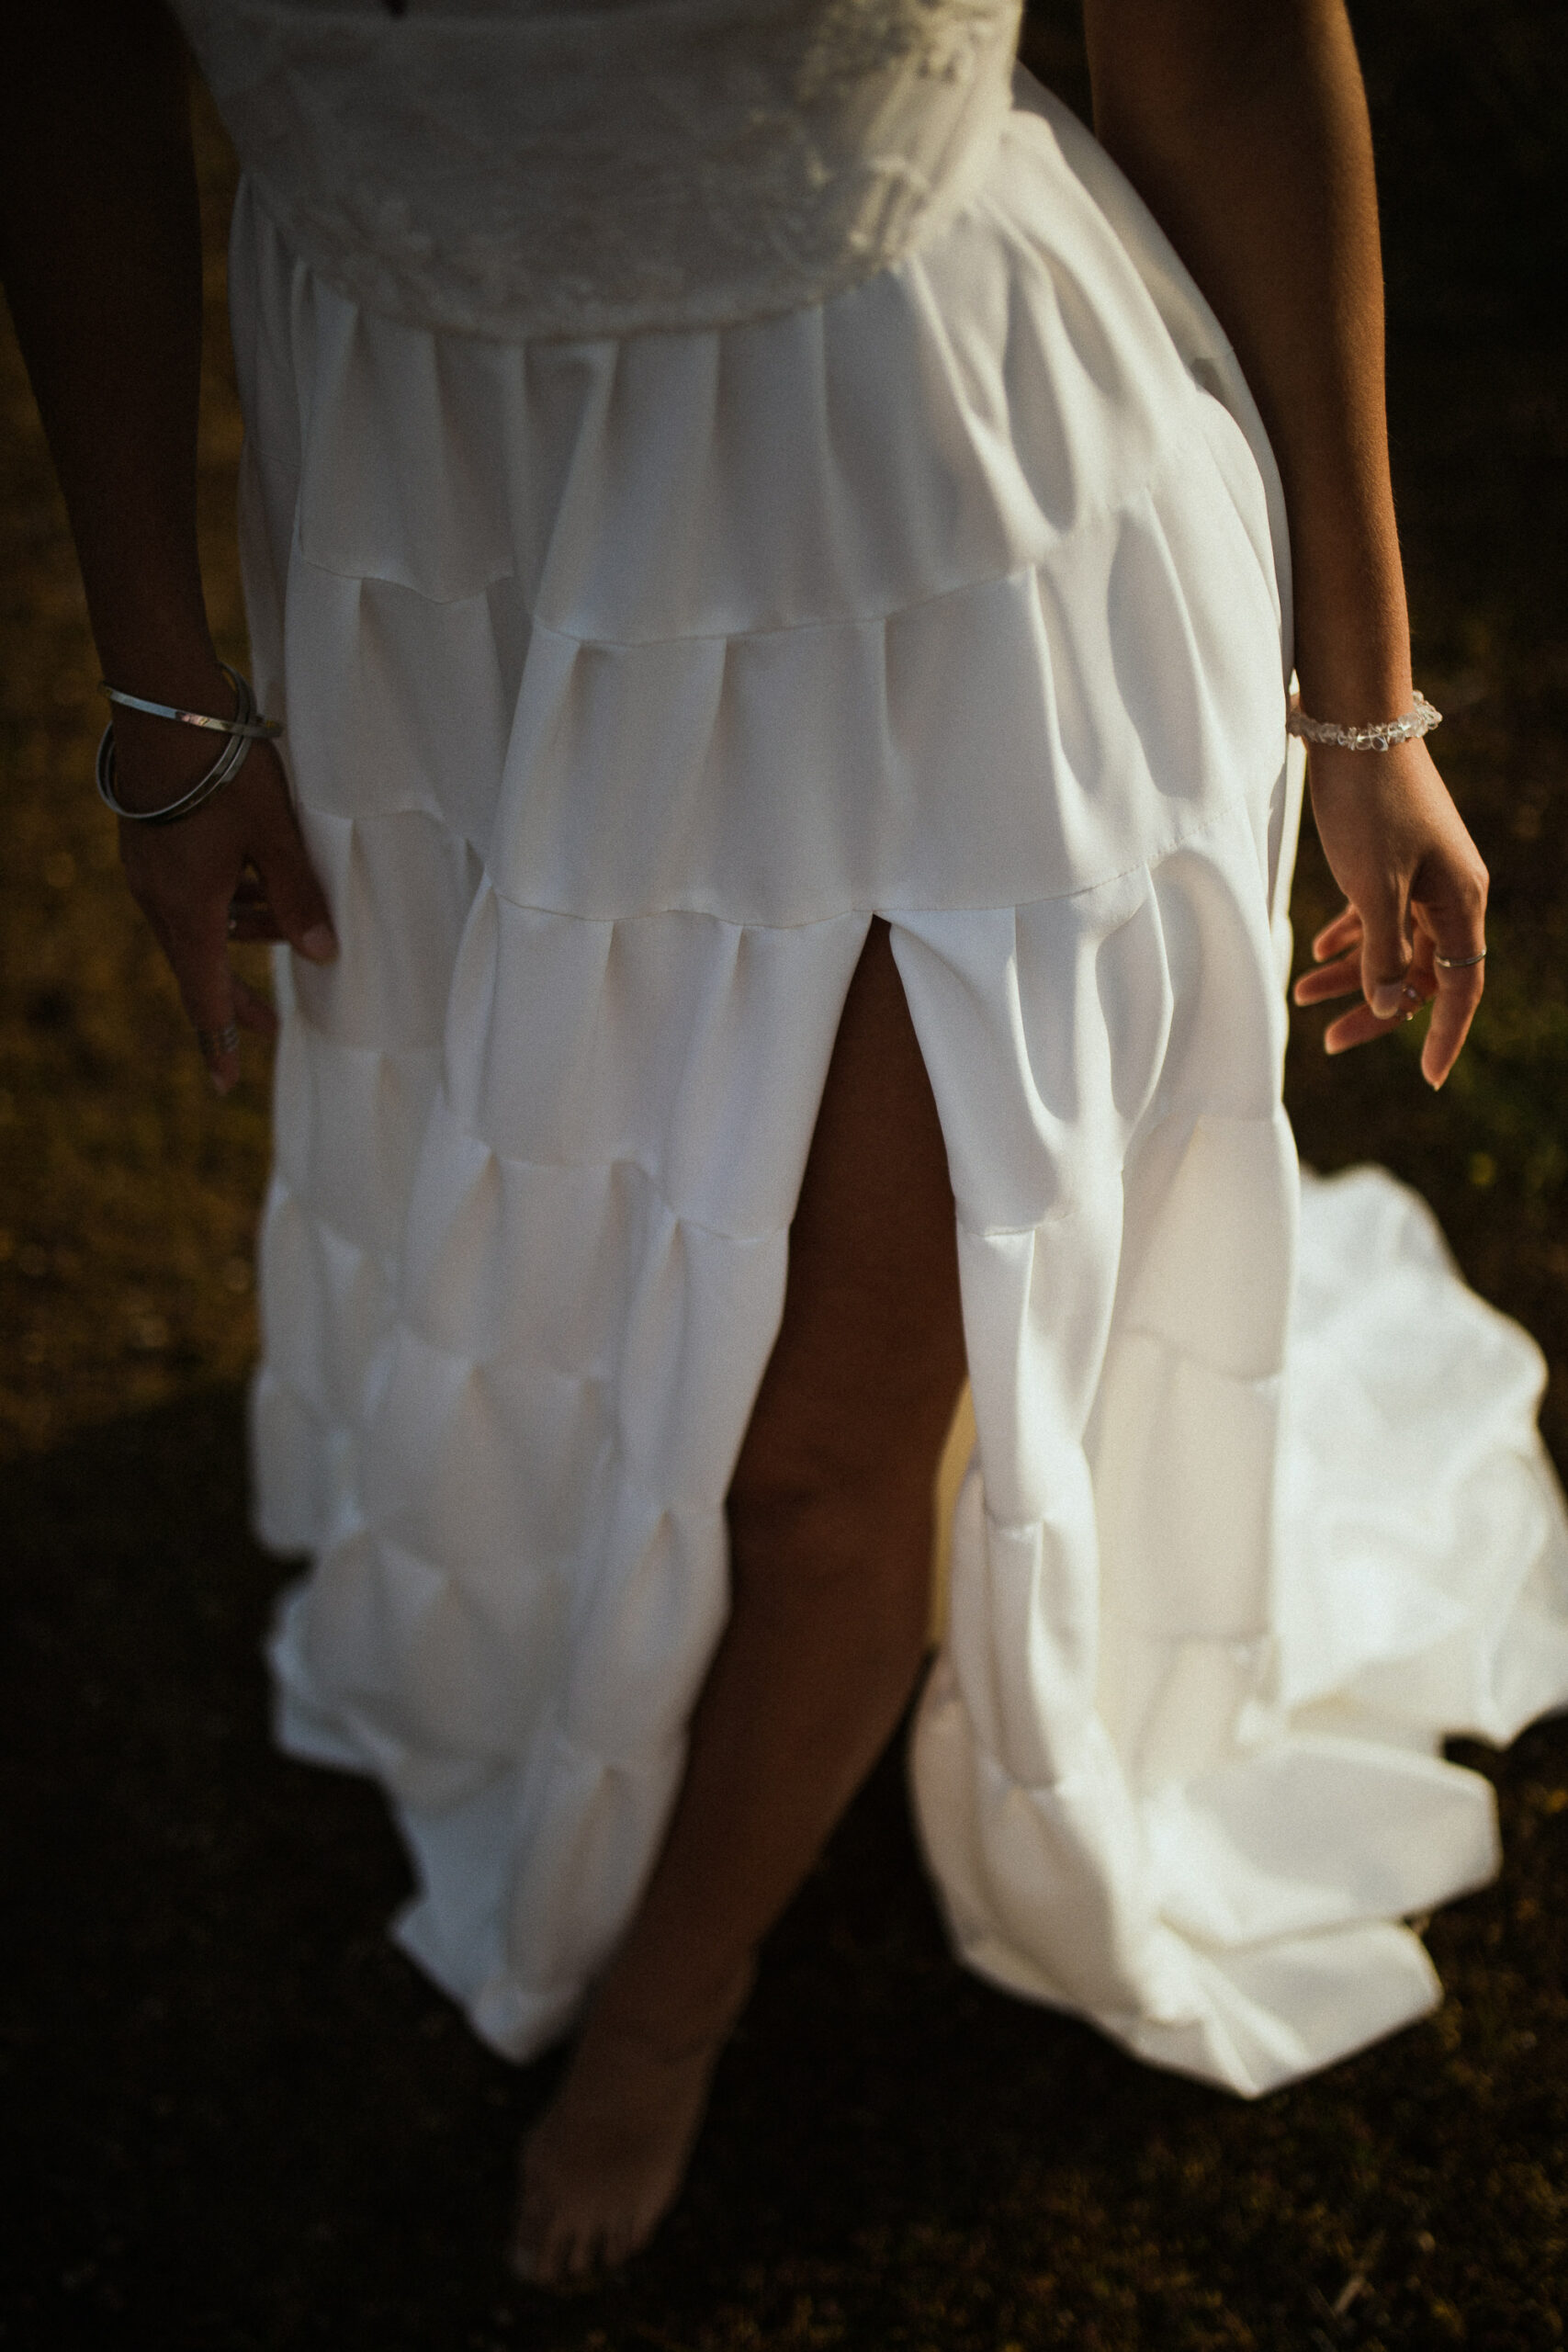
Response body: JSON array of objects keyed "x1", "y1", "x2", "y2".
[{"x1": 175, "y1": 0, "x2": 1568, "y2": 2097}]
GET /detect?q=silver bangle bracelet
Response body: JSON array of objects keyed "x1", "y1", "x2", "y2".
[
  {"x1": 95, "y1": 664, "x2": 282, "y2": 826},
  {"x1": 1286, "y1": 689, "x2": 1442, "y2": 752},
  {"x1": 101, "y1": 676, "x2": 282, "y2": 741}
]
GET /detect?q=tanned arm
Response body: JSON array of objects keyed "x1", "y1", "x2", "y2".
[
  {"x1": 1084, "y1": 0, "x2": 1487, "y2": 1085},
  {"x1": 0, "y1": 0, "x2": 335, "y2": 1094}
]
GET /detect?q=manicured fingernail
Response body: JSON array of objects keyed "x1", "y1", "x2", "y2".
[
  {"x1": 300, "y1": 924, "x2": 338, "y2": 963},
  {"x1": 1371, "y1": 984, "x2": 1405, "y2": 1019}
]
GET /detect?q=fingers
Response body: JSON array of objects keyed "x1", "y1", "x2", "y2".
[
  {"x1": 1357, "y1": 889, "x2": 1416, "y2": 1024},
  {"x1": 234, "y1": 970, "x2": 279, "y2": 1040},
  {"x1": 1292, "y1": 891, "x2": 1424, "y2": 1056},
  {"x1": 226, "y1": 865, "x2": 281, "y2": 944},
  {"x1": 1292, "y1": 944, "x2": 1361, "y2": 1008},
  {"x1": 1420, "y1": 942, "x2": 1486, "y2": 1091},
  {"x1": 1412, "y1": 858, "x2": 1488, "y2": 1089},
  {"x1": 1295, "y1": 902, "x2": 1369, "y2": 1013},
  {"x1": 1292, "y1": 891, "x2": 1415, "y2": 1043},
  {"x1": 1296, "y1": 910, "x2": 1433, "y2": 1060},
  {"x1": 1308, "y1": 905, "x2": 1363, "y2": 966},
  {"x1": 116, "y1": 738, "x2": 334, "y2": 1091},
  {"x1": 248, "y1": 783, "x2": 338, "y2": 965},
  {"x1": 123, "y1": 834, "x2": 261, "y2": 1093},
  {"x1": 1321, "y1": 983, "x2": 1426, "y2": 1058},
  {"x1": 168, "y1": 902, "x2": 287, "y2": 1091},
  {"x1": 1293, "y1": 899, "x2": 1485, "y2": 1085},
  {"x1": 159, "y1": 897, "x2": 247, "y2": 1094}
]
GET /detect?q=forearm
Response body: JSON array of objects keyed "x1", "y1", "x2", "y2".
[
  {"x1": 0, "y1": 0, "x2": 221, "y2": 710},
  {"x1": 2, "y1": 0, "x2": 338, "y2": 1080},
  {"x1": 1084, "y1": 0, "x2": 1409, "y2": 721}
]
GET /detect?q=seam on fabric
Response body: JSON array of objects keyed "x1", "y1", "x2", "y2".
[
  {"x1": 269, "y1": 1146, "x2": 784, "y2": 1252},
  {"x1": 1100, "y1": 1611, "x2": 1273, "y2": 1643},
  {"x1": 916, "y1": 1700, "x2": 1099, "y2": 1799},
  {"x1": 393, "y1": 1317, "x2": 618, "y2": 1392},
  {"x1": 273, "y1": 1006, "x2": 446, "y2": 1064},
  {"x1": 953, "y1": 1207, "x2": 1083, "y2": 1241},
  {"x1": 264, "y1": 1173, "x2": 400, "y2": 1274},
  {"x1": 547, "y1": 1718, "x2": 686, "y2": 1778},
  {"x1": 469, "y1": 775, "x2": 1280, "y2": 930},
  {"x1": 290, "y1": 411, "x2": 1255, "y2": 638},
  {"x1": 1093, "y1": 1338, "x2": 1287, "y2": 1385},
  {"x1": 457, "y1": 897, "x2": 863, "y2": 939},
  {"x1": 438, "y1": 1121, "x2": 788, "y2": 1249}
]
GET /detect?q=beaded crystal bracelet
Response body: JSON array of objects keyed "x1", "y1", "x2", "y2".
[{"x1": 1286, "y1": 689, "x2": 1442, "y2": 752}]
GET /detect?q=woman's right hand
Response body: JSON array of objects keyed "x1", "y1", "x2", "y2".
[
  {"x1": 4, "y1": 7, "x2": 335, "y2": 1094},
  {"x1": 110, "y1": 690, "x2": 338, "y2": 1094}
]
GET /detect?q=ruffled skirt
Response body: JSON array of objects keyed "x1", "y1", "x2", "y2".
[{"x1": 234, "y1": 76, "x2": 1568, "y2": 2095}]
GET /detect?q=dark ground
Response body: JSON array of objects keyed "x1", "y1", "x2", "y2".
[{"x1": 4, "y1": 6, "x2": 1567, "y2": 2346}]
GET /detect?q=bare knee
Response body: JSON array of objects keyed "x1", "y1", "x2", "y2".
[
  {"x1": 726, "y1": 1442, "x2": 940, "y2": 1662},
  {"x1": 720, "y1": 911, "x2": 966, "y2": 1651}
]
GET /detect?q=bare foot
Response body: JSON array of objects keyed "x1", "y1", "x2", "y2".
[{"x1": 509, "y1": 1964, "x2": 753, "y2": 2284}]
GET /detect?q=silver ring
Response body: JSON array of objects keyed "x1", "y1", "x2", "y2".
[
  {"x1": 1433, "y1": 948, "x2": 1487, "y2": 970},
  {"x1": 197, "y1": 1023, "x2": 241, "y2": 1058}
]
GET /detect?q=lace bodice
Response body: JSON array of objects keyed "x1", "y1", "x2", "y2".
[{"x1": 173, "y1": 0, "x2": 1021, "y2": 338}]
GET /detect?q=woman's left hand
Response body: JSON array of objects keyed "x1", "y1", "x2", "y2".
[{"x1": 1292, "y1": 735, "x2": 1489, "y2": 1090}]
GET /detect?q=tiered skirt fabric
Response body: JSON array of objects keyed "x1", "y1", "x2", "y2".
[{"x1": 234, "y1": 75, "x2": 1568, "y2": 2096}]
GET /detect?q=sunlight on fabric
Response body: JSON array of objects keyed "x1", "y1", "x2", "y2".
[{"x1": 931, "y1": 1383, "x2": 977, "y2": 1645}]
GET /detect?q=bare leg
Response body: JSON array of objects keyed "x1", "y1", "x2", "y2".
[{"x1": 512, "y1": 918, "x2": 967, "y2": 2281}]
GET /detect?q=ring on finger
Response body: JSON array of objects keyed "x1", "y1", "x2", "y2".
[
  {"x1": 1434, "y1": 946, "x2": 1488, "y2": 970},
  {"x1": 197, "y1": 1022, "x2": 241, "y2": 1058}
]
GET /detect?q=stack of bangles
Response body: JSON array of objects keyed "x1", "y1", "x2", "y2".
[
  {"x1": 1288, "y1": 686, "x2": 1487, "y2": 982},
  {"x1": 95, "y1": 662, "x2": 282, "y2": 826},
  {"x1": 96, "y1": 664, "x2": 286, "y2": 1065}
]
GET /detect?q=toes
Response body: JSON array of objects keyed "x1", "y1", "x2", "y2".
[
  {"x1": 507, "y1": 2194, "x2": 604, "y2": 2290},
  {"x1": 509, "y1": 2208, "x2": 632, "y2": 2290},
  {"x1": 509, "y1": 2158, "x2": 553, "y2": 2284},
  {"x1": 507, "y1": 2221, "x2": 567, "y2": 2289},
  {"x1": 604, "y1": 2215, "x2": 642, "y2": 2273},
  {"x1": 564, "y1": 2225, "x2": 603, "y2": 2280}
]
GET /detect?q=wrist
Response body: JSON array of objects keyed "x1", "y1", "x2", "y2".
[
  {"x1": 1292, "y1": 664, "x2": 1416, "y2": 729},
  {"x1": 97, "y1": 658, "x2": 244, "y2": 817},
  {"x1": 1291, "y1": 547, "x2": 1413, "y2": 726},
  {"x1": 1292, "y1": 591, "x2": 1412, "y2": 725},
  {"x1": 1289, "y1": 685, "x2": 1438, "y2": 753},
  {"x1": 93, "y1": 624, "x2": 227, "y2": 713}
]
